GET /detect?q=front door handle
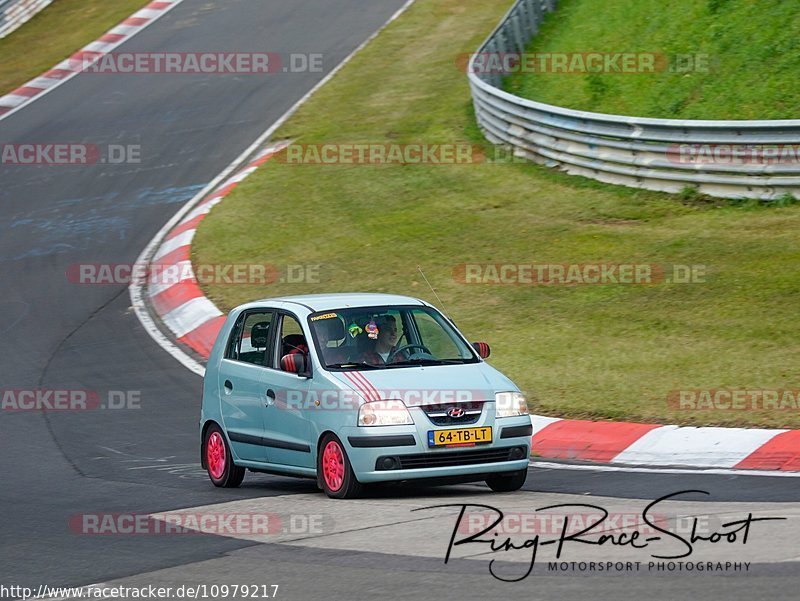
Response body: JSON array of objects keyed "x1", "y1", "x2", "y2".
[
  {"x1": 265, "y1": 389, "x2": 276, "y2": 406},
  {"x1": 223, "y1": 380, "x2": 233, "y2": 393}
]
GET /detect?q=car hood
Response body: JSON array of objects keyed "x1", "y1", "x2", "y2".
[{"x1": 325, "y1": 362, "x2": 517, "y2": 406}]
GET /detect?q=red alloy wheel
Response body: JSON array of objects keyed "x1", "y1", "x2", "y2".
[
  {"x1": 206, "y1": 431, "x2": 226, "y2": 480},
  {"x1": 322, "y1": 439, "x2": 345, "y2": 492}
]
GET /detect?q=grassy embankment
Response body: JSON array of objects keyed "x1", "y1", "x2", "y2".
[{"x1": 506, "y1": 0, "x2": 800, "y2": 119}]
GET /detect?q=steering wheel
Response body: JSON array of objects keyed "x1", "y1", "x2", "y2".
[{"x1": 388, "y1": 344, "x2": 432, "y2": 362}]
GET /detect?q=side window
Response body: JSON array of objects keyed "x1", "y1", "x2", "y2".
[
  {"x1": 226, "y1": 311, "x2": 274, "y2": 366},
  {"x1": 272, "y1": 314, "x2": 308, "y2": 368},
  {"x1": 225, "y1": 314, "x2": 245, "y2": 360},
  {"x1": 413, "y1": 310, "x2": 463, "y2": 359}
]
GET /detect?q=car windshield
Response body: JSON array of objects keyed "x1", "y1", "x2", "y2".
[{"x1": 308, "y1": 305, "x2": 478, "y2": 370}]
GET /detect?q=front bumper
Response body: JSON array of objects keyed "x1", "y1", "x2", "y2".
[{"x1": 340, "y1": 411, "x2": 532, "y2": 484}]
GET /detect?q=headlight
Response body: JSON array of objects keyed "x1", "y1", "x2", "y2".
[
  {"x1": 358, "y1": 400, "x2": 414, "y2": 426},
  {"x1": 495, "y1": 391, "x2": 529, "y2": 418}
]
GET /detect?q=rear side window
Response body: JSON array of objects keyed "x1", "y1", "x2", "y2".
[{"x1": 225, "y1": 311, "x2": 274, "y2": 366}]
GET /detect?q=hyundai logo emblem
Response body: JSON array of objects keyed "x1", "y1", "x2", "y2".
[{"x1": 446, "y1": 406, "x2": 465, "y2": 418}]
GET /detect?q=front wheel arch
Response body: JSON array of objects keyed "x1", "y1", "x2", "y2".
[
  {"x1": 200, "y1": 420, "x2": 217, "y2": 468},
  {"x1": 316, "y1": 432, "x2": 363, "y2": 498},
  {"x1": 200, "y1": 420, "x2": 224, "y2": 469}
]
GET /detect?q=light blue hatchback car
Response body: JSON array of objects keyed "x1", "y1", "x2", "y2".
[{"x1": 200, "y1": 293, "x2": 532, "y2": 498}]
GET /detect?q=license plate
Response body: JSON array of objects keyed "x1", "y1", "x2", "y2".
[{"x1": 428, "y1": 427, "x2": 492, "y2": 447}]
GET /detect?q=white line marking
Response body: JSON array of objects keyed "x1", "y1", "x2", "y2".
[
  {"x1": 612, "y1": 424, "x2": 785, "y2": 468},
  {"x1": 161, "y1": 297, "x2": 222, "y2": 338},
  {"x1": 109, "y1": 24, "x2": 140, "y2": 36},
  {"x1": 530, "y1": 460, "x2": 800, "y2": 478},
  {"x1": 133, "y1": 8, "x2": 164, "y2": 19},
  {"x1": 148, "y1": 260, "x2": 194, "y2": 297},
  {"x1": 531, "y1": 414, "x2": 562, "y2": 432},
  {"x1": 27, "y1": 76, "x2": 62, "y2": 88},
  {"x1": 178, "y1": 197, "x2": 223, "y2": 224},
  {"x1": 130, "y1": 0, "x2": 418, "y2": 375},
  {"x1": 0, "y1": 94, "x2": 29, "y2": 107},
  {"x1": 225, "y1": 165, "x2": 259, "y2": 184},
  {"x1": 83, "y1": 41, "x2": 117, "y2": 53},
  {"x1": 53, "y1": 59, "x2": 75, "y2": 72},
  {"x1": 151, "y1": 229, "x2": 194, "y2": 261},
  {"x1": 243, "y1": 0, "x2": 418, "y2": 146}
]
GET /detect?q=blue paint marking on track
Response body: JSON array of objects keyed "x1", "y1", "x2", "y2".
[
  {"x1": 134, "y1": 184, "x2": 206, "y2": 207},
  {"x1": 9, "y1": 242, "x2": 75, "y2": 261},
  {"x1": 0, "y1": 184, "x2": 204, "y2": 261}
]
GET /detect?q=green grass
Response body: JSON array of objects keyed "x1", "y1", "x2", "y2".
[
  {"x1": 193, "y1": 0, "x2": 800, "y2": 429},
  {"x1": 505, "y1": 0, "x2": 800, "y2": 119},
  {"x1": 0, "y1": 0, "x2": 150, "y2": 95}
]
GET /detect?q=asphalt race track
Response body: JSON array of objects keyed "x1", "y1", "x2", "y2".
[{"x1": 1, "y1": 1, "x2": 798, "y2": 600}]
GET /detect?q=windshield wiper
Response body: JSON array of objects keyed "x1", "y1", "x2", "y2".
[
  {"x1": 327, "y1": 362, "x2": 385, "y2": 370},
  {"x1": 390, "y1": 359, "x2": 441, "y2": 366},
  {"x1": 390, "y1": 358, "x2": 472, "y2": 366}
]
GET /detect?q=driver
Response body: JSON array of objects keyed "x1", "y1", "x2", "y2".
[{"x1": 359, "y1": 315, "x2": 402, "y2": 365}]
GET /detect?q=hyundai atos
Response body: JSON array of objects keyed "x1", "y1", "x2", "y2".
[{"x1": 200, "y1": 293, "x2": 531, "y2": 498}]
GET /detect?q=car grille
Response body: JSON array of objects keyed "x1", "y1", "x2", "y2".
[
  {"x1": 421, "y1": 401, "x2": 484, "y2": 426},
  {"x1": 376, "y1": 446, "x2": 525, "y2": 471}
]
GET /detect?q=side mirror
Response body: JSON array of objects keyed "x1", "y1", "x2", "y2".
[
  {"x1": 280, "y1": 353, "x2": 310, "y2": 377},
  {"x1": 472, "y1": 342, "x2": 491, "y2": 359}
]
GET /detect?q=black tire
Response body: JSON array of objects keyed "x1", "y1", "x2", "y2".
[
  {"x1": 485, "y1": 468, "x2": 527, "y2": 492},
  {"x1": 204, "y1": 424, "x2": 245, "y2": 488},
  {"x1": 318, "y1": 434, "x2": 363, "y2": 499}
]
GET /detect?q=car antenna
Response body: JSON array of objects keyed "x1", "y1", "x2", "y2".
[{"x1": 417, "y1": 265, "x2": 453, "y2": 321}]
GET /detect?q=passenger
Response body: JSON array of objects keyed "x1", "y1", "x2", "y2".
[{"x1": 316, "y1": 318, "x2": 348, "y2": 365}]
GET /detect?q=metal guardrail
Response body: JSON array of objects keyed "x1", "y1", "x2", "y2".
[
  {"x1": 468, "y1": 0, "x2": 800, "y2": 199},
  {"x1": 0, "y1": 0, "x2": 53, "y2": 39}
]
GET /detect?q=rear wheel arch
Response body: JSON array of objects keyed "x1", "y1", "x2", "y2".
[
  {"x1": 203, "y1": 422, "x2": 245, "y2": 487},
  {"x1": 200, "y1": 420, "x2": 219, "y2": 468},
  {"x1": 315, "y1": 430, "x2": 337, "y2": 488}
]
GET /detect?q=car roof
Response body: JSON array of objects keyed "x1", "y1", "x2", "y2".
[{"x1": 243, "y1": 293, "x2": 430, "y2": 312}]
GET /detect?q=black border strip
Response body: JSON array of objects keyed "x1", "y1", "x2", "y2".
[
  {"x1": 229, "y1": 431, "x2": 311, "y2": 453},
  {"x1": 499, "y1": 424, "x2": 533, "y2": 439},
  {"x1": 348, "y1": 435, "x2": 417, "y2": 448}
]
